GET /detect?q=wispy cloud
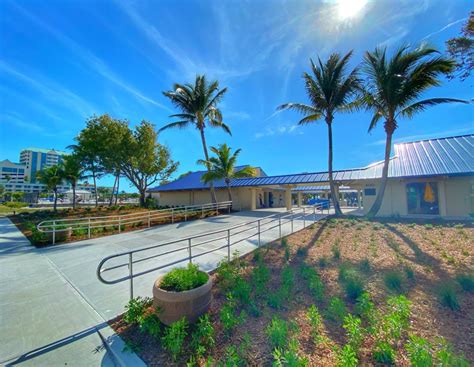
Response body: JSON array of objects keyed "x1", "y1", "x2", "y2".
[
  {"x1": 12, "y1": 3, "x2": 167, "y2": 111},
  {"x1": 422, "y1": 17, "x2": 468, "y2": 41},
  {"x1": 0, "y1": 112, "x2": 44, "y2": 132},
  {"x1": 255, "y1": 124, "x2": 301, "y2": 139}
]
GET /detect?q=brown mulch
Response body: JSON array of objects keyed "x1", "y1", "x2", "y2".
[{"x1": 110, "y1": 217, "x2": 474, "y2": 366}]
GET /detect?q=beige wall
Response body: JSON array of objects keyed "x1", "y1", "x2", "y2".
[{"x1": 361, "y1": 176, "x2": 473, "y2": 218}]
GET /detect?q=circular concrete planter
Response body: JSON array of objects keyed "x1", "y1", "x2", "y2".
[
  {"x1": 152, "y1": 275, "x2": 212, "y2": 326},
  {"x1": 47, "y1": 227, "x2": 72, "y2": 243}
]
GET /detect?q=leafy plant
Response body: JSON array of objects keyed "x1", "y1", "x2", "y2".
[
  {"x1": 220, "y1": 294, "x2": 246, "y2": 336},
  {"x1": 307, "y1": 305, "x2": 322, "y2": 343},
  {"x1": 266, "y1": 316, "x2": 290, "y2": 350},
  {"x1": 359, "y1": 258, "x2": 371, "y2": 273},
  {"x1": 232, "y1": 277, "x2": 251, "y2": 305},
  {"x1": 384, "y1": 270, "x2": 404, "y2": 293},
  {"x1": 138, "y1": 308, "x2": 161, "y2": 340},
  {"x1": 437, "y1": 283, "x2": 460, "y2": 310},
  {"x1": 456, "y1": 273, "x2": 474, "y2": 292},
  {"x1": 252, "y1": 262, "x2": 270, "y2": 297},
  {"x1": 160, "y1": 263, "x2": 208, "y2": 292},
  {"x1": 272, "y1": 339, "x2": 309, "y2": 367},
  {"x1": 191, "y1": 314, "x2": 215, "y2": 358},
  {"x1": 123, "y1": 297, "x2": 152, "y2": 324},
  {"x1": 405, "y1": 334, "x2": 433, "y2": 367},
  {"x1": 336, "y1": 344, "x2": 358, "y2": 367},
  {"x1": 436, "y1": 338, "x2": 470, "y2": 367},
  {"x1": 162, "y1": 317, "x2": 188, "y2": 361},
  {"x1": 216, "y1": 257, "x2": 242, "y2": 291},
  {"x1": 373, "y1": 340, "x2": 395, "y2": 365},
  {"x1": 331, "y1": 243, "x2": 341, "y2": 260},
  {"x1": 343, "y1": 314, "x2": 364, "y2": 349},
  {"x1": 327, "y1": 297, "x2": 347, "y2": 323}
]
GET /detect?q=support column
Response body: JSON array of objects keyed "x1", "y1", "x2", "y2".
[
  {"x1": 357, "y1": 189, "x2": 362, "y2": 209},
  {"x1": 250, "y1": 188, "x2": 257, "y2": 211},
  {"x1": 297, "y1": 192, "x2": 302, "y2": 207},
  {"x1": 285, "y1": 187, "x2": 292, "y2": 211}
]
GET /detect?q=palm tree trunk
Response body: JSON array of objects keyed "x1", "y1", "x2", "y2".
[
  {"x1": 199, "y1": 127, "x2": 217, "y2": 203},
  {"x1": 327, "y1": 118, "x2": 342, "y2": 216},
  {"x1": 115, "y1": 175, "x2": 120, "y2": 205},
  {"x1": 72, "y1": 182, "x2": 76, "y2": 210},
  {"x1": 92, "y1": 170, "x2": 98, "y2": 207},
  {"x1": 53, "y1": 187, "x2": 58, "y2": 212},
  {"x1": 367, "y1": 121, "x2": 395, "y2": 217}
]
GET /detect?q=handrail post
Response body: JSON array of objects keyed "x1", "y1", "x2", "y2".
[
  {"x1": 227, "y1": 229, "x2": 231, "y2": 261},
  {"x1": 228, "y1": 202, "x2": 231, "y2": 214},
  {"x1": 171, "y1": 208, "x2": 174, "y2": 224},
  {"x1": 88, "y1": 218, "x2": 91, "y2": 238},
  {"x1": 257, "y1": 219, "x2": 261, "y2": 246},
  {"x1": 291, "y1": 211, "x2": 294, "y2": 233},
  {"x1": 188, "y1": 238, "x2": 192, "y2": 263},
  {"x1": 303, "y1": 207, "x2": 306, "y2": 228},
  {"x1": 128, "y1": 253, "x2": 134, "y2": 300},
  {"x1": 148, "y1": 212, "x2": 151, "y2": 227},
  {"x1": 52, "y1": 220, "x2": 56, "y2": 245}
]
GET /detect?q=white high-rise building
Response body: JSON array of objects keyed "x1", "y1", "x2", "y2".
[{"x1": 19, "y1": 147, "x2": 68, "y2": 183}]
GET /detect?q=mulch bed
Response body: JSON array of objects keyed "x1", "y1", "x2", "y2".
[{"x1": 110, "y1": 217, "x2": 474, "y2": 366}]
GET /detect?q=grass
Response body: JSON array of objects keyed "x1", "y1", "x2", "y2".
[{"x1": 111, "y1": 217, "x2": 473, "y2": 366}]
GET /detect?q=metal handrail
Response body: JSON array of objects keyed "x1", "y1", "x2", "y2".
[
  {"x1": 97, "y1": 203, "x2": 328, "y2": 299},
  {"x1": 37, "y1": 201, "x2": 232, "y2": 244}
]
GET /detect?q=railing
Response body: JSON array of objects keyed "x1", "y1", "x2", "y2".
[
  {"x1": 37, "y1": 201, "x2": 233, "y2": 244},
  {"x1": 97, "y1": 203, "x2": 327, "y2": 300}
]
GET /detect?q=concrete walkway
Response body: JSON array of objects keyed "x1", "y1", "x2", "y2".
[
  {"x1": 0, "y1": 217, "x2": 145, "y2": 366},
  {"x1": 0, "y1": 207, "x2": 350, "y2": 366}
]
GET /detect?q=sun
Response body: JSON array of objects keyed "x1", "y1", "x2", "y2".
[{"x1": 336, "y1": 0, "x2": 368, "y2": 20}]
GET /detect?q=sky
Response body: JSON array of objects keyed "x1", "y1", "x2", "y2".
[{"x1": 0, "y1": 0, "x2": 472, "y2": 191}]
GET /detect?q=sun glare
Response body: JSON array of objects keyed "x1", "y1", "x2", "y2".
[{"x1": 337, "y1": 0, "x2": 368, "y2": 20}]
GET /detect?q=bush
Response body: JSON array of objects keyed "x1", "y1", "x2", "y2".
[
  {"x1": 162, "y1": 317, "x2": 188, "y2": 361},
  {"x1": 373, "y1": 340, "x2": 395, "y2": 365},
  {"x1": 405, "y1": 334, "x2": 433, "y2": 367},
  {"x1": 343, "y1": 314, "x2": 363, "y2": 349},
  {"x1": 318, "y1": 256, "x2": 329, "y2": 268},
  {"x1": 355, "y1": 292, "x2": 375, "y2": 326},
  {"x1": 344, "y1": 275, "x2": 365, "y2": 301},
  {"x1": 437, "y1": 283, "x2": 460, "y2": 310},
  {"x1": 327, "y1": 297, "x2": 347, "y2": 323},
  {"x1": 266, "y1": 316, "x2": 289, "y2": 350},
  {"x1": 359, "y1": 258, "x2": 371, "y2": 273},
  {"x1": 216, "y1": 257, "x2": 242, "y2": 291},
  {"x1": 436, "y1": 339, "x2": 470, "y2": 366},
  {"x1": 138, "y1": 309, "x2": 161, "y2": 340},
  {"x1": 456, "y1": 273, "x2": 474, "y2": 292},
  {"x1": 307, "y1": 305, "x2": 322, "y2": 343},
  {"x1": 159, "y1": 263, "x2": 208, "y2": 292},
  {"x1": 3, "y1": 201, "x2": 28, "y2": 208},
  {"x1": 332, "y1": 243, "x2": 341, "y2": 260},
  {"x1": 190, "y1": 314, "x2": 215, "y2": 358},
  {"x1": 232, "y1": 277, "x2": 251, "y2": 305},
  {"x1": 272, "y1": 339, "x2": 308, "y2": 367},
  {"x1": 404, "y1": 266, "x2": 415, "y2": 281},
  {"x1": 252, "y1": 262, "x2": 270, "y2": 298},
  {"x1": 220, "y1": 294, "x2": 246, "y2": 336},
  {"x1": 384, "y1": 270, "x2": 404, "y2": 293},
  {"x1": 336, "y1": 344, "x2": 358, "y2": 367},
  {"x1": 124, "y1": 297, "x2": 152, "y2": 324},
  {"x1": 30, "y1": 228, "x2": 48, "y2": 245}
]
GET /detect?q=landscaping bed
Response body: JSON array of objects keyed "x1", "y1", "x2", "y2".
[
  {"x1": 9, "y1": 205, "x2": 222, "y2": 246},
  {"x1": 110, "y1": 217, "x2": 473, "y2": 366}
]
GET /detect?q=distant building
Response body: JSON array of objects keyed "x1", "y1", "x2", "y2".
[
  {"x1": 0, "y1": 159, "x2": 26, "y2": 184},
  {"x1": 20, "y1": 147, "x2": 68, "y2": 183}
]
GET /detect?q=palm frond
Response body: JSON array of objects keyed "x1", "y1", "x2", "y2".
[
  {"x1": 398, "y1": 98, "x2": 468, "y2": 118},
  {"x1": 158, "y1": 120, "x2": 191, "y2": 133}
]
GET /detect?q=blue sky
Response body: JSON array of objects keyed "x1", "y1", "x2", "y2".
[{"x1": 0, "y1": 0, "x2": 472, "y2": 190}]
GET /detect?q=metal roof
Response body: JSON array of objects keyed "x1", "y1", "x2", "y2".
[{"x1": 149, "y1": 135, "x2": 473, "y2": 192}]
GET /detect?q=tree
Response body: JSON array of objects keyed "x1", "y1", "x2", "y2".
[
  {"x1": 198, "y1": 144, "x2": 256, "y2": 204},
  {"x1": 446, "y1": 12, "x2": 473, "y2": 81},
  {"x1": 11, "y1": 191, "x2": 24, "y2": 202},
  {"x1": 161, "y1": 75, "x2": 231, "y2": 204},
  {"x1": 37, "y1": 165, "x2": 64, "y2": 212},
  {"x1": 362, "y1": 45, "x2": 467, "y2": 217},
  {"x1": 0, "y1": 184, "x2": 4, "y2": 198},
  {"x1": 278, "y1": 51, "x2": 361, "y2": 215},
  {"x1": 62, "y1": 154, "x2": 83, "y2": 210},
  {"x1": 120, "y1": 121, "x2": 178, "y2": 207}
]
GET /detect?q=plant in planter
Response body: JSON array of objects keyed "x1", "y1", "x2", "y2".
[{"x1": 153, "y1": 263, "x2": 212, "y2": 326}]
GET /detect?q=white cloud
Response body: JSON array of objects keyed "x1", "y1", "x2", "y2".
[
  {"x1": 422, "y1": 17, "x2": 468, "y2": 41},
  {"x1": 254, "y1": 124, "x2": 302, "y2": 139}
]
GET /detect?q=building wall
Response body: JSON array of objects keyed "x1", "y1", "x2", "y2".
[{"x1": 361, "y1": 176, "x2": 473, "y2": 218}]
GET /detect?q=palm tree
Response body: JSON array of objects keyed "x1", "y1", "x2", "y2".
[
  {"x1": 198, "y1": 144, "x2": 257, "y2": 205},
  {"x1": 37, "y1": 165, "x2": 64, "y2": 212},
  {"x1": 62, "y1": 154, "x2": 83, "y2": 210},
  {"x1": 278, "y1": 51, "x2": 361, "y2": 215},
  {"x1": 362, "y1": 45, "x2": 467, "y2": 217},
  {"x1": 161, "y1": 75, "x2": 231, "y2": 203}
]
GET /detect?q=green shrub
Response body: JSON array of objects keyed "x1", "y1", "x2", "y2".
[
  {"x1": 266, "y1": 316, "x2": 289, "y2": 350},
  {"x1": 381, "y1": 295, "x2": 411, "y2": 340},
  {"x1": 3, "y1": 201, "x2": 28, "y2": 208},
  {"x1": 327, "y1": 297, "x2": 347, "y2": 323},
  {"x1": 456, "y1": 273, "x2": 474, "y2": 292},
  {"x1": 373, "y1": 340, "x2": 395, "y2": 365},
  {"x1": 424, "y1": 223, "x2": 433, "y2": 230},
  {"x1": 331, "y1": 243, "x2": 341, "y2": 260},
  {"x1": 272, "y1": 339, "x2": 308, "y2": 367},
  {"x1": 219, "y1": 332, "x2": 251, "y2": 366},
  {"x1": 384, "y1": 270, "x2": 404, "y2": 293},
  {"x1": 216, "y1": 258, "x2": 241, "y2": 291},
  {"x1": 359, "y1": 258, "x2": 371, "y2": 273},
  {"x1": 30, "y1": 228, "x2": 48, "y2": 245},
  {"x1": 72, "y1": 228, "x2": 87, "y2": 237},
  {"x1": 307, "y1": 305, "x2": 322, "y2": 343},
  {"x1": 436, "y1": 339, "x2": 470, "y2": 367},
  {"x1": 220, "y1": 294, "x2": 246, "y2": 336},
  {"x1": 284, "y1": 246, "x2": 291, "y2": 262},
  {"x1": 160, "y1": 263, "x2": 208, "y2": 292},
  {"x1": 190, "y1": 314, "x2": 215, "y2": 358},
  {"x1": 318, "y1": 256, "x2": 328, "y2": 268},
  {"x1": 344, "y1": 275, "x2": 365, "y2": 301},
  {"x1": 232, "y1": 277, "x2": 251, "y2": 305},
  {"x1": 355, "y1": 292, "x2": 375, "y2": 325},
  {"x1": 138, "y1": 309, "x2": 161, "y2": 340},
  {"x1": 405, "y1": 334, "x2": 433, "y2": 367},
  {"x1": 437, "y1": 283, "x2": 460, "y2": 310},
  {"x1": 162, "y1": 317, "x2": 188, "y2": 361},
  {"x1": 404, "y1": 266, "x2": 415, "y2": 281},
  {"x1": 336, "y1": 344, "x2": 358, "y2": 367},
  {"x1": 252, "y1": 262, "x2": 270, "y2": 297},
  {"x1": 296, "y1": 247, "x2": 308, "y2": 257},
  {"x1": 343, "y1": 314, "x2": 363, "y2": 349},
  {"x1": 124, "y1": 297, "x2": 151, "y2": 324}
]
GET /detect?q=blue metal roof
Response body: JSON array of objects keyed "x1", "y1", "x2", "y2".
[{"x1": 149, "y1": 135, "x2": 473, "y2": 192}]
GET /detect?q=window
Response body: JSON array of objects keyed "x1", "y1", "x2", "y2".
[
  {"x1": 406, "y1": 182, "x2": 439, "y2": 215},
  {"x1": 364, "y1": 188, "x2": 376, "y2": 196}
]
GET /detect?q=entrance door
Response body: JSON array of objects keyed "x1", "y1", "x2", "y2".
[{"x1": 406, "y1": 182, "x2": 439, "y2": 215}]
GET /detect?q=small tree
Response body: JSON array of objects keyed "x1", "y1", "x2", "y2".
[
  {"x1": 120, "y1": 121, "x2": 178, "y2": 207},
  {"x1": 198, "y1": 144, "x2": 256, "y2": 204},
  {"x1": 446, "y1": 12, "x2": 473, "y2": 81},
  {"x1": 11, "y1": 191, "x2": 25, "y2": 202},
  {"x1": 37, "y1": 165, "x2": 64, "y2": 212},
  {"x1": 62, "y1": 154, "x2": 84, "y2": 210}
]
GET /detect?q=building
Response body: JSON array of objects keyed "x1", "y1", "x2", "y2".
[
  {"x1": 20, "y1": 147, "x2": 68, "y2": 183},
  {"x1": 148, "y1": 135, "x2": 474, "y2": 219},
  {"x1": 0, "y1": 159, "x2": 26, "y2": 184}
]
